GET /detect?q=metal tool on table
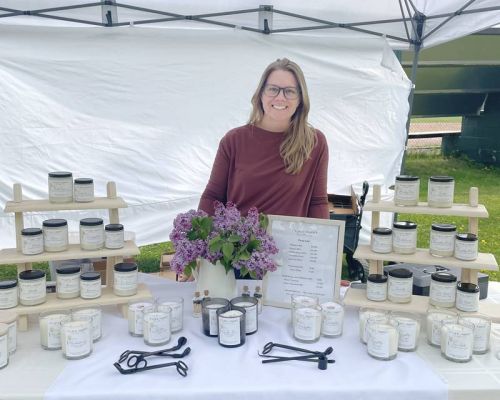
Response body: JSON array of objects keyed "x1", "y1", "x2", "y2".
[{"x1": 258, "y1": 341, "x2": 335, "y2": 370}]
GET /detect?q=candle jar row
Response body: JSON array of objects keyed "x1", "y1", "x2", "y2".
[
  {"x1": 366, "y1": 268, "x2": 413, "y2": 303},
  {"x1": 48, "y1": 171, "x2": 95, "y2": 203},
  {"x1": 394, "y1": 175, "x2": 455, "y2": 208}
]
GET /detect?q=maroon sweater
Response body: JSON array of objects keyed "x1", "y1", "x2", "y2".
[{"x1": 199, "y1": 124, "x2": 329, "y2": 219}]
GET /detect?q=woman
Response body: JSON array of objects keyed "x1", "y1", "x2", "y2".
[{"x1": 199, "y1": 58, "x2": 329, "y2": 219}]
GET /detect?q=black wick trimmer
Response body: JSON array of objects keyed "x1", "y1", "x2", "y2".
[{"x1": 258, "y1": 341, "x2": 334, "y2": 370}]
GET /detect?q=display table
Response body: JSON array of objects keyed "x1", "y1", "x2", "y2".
[{"x1": 1, "y1": 274, "x2": 499, "y2": 400}]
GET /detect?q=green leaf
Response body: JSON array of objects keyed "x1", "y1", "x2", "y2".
[
  {"x1": 228, "y1": 234, "x2": 242, "y2": 243},
  {"x1": 259, "y1": 213, "x2": 269, "y2": 230},
  {"x1": 184, "y1": 260, "x2": 196, "y2": 277},
  {"x1": 249, "y1": 270, "x2": 257, "y2": 279},
  {"x1": 239, "y1": 267, "x2": 249, "y2": 278},
  {"x1": 187, "y1": 230, "x2": 198, "y2": 241},
  {"x1": 247, "y1": 237, "x2": 260, "y2": 252},
  {"x1": 222, "y1": 242, "x2": 234, "y2": 261},
  {"x1": 209, "y1": 237, "x2": 223, "y2": 253},
  {"x1": 238, "y1": 250, "x2": 251, "y2": 261}
]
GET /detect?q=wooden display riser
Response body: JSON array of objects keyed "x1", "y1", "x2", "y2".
[
  {"x1": 363, "y1": 200, "x2": 489, "y2": 217},
  {"x1": 4, "y1": 197, "x2": 128, "y2": 213},
  {"x1": 12, "y1": 283, "x2": 152, "y2": 331},
  {"x1": 343, "y1": 287, "x2": 500, "y2": 323}
]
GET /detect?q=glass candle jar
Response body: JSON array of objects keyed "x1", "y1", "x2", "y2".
[
  {"x1": 19, "y1": 269, "x2": 46, "y2": 306},
  {"x1": 426, "y1": 308, "x2": 458, "y2": 347},
  {"x1": 290, "y1": 294, "x2": 318, "y2": 326},
  {"x1": 371, "y1": 228, "x2": 392, "y2": 254},
  {"x1": 428, "y1": 176, "x2": 455, "y2": 208},
  {"x1": 456, "y1": 282, "x2": 480, "y2": 312},
  {"x1": 72, "y1": 306, "x2": 102, "y2": 342},
  {"x1": 293, "y1": 304, "x2": 322, "y2": 343},
  {"x1": 441, "y1": 320, "x2": 474, "y2": 363},
  {"x1": 21, "y1": 228, "x2": 44, "y2": 255},
  {"x1": 43, "y1": 219, "x2": 68, "y2": 252},
  {"x1": 113, "y1": 262, "x2": 138, "y2": 296},
  {"x1": 217, "y1": 307, "x2": 246, "y2": 348},
  {"x1": 105, "y1": 224, "x2": 124, "y2": 249},
  {"x1": 143, "y1": 307, "x2": 171, "y2": 346},
  {"x1": 388, "y1": 268, "x2": 413, "y2": 303},
  {"x1": 0, "y1": 323, "x2": 9, "y2": 369},
  {"x1": 429, "y1": 271, "x2": 457, "y2": 308},
  {"x1": 0, "y1": 311, "x2": 17, "y2": 355},
  {"x1": 80, "y1": 271, "x2": 102, "y2": 299},
  {"x1": 202, "y1": 298, "x2": 230, "y2": 337},
  {"x1": 73, "y1": 178, "x2": 94, "y2": 202},
  {"x1": 230, "y1": 296, "x2": 258, "y2": 335},
  {"x1": 320, "y1": 301, "x2": 344, "y2": 337},
  {"x1": 390, "y1": 312, "x2": 420, "y2": 352},
  {"x1": 61, "y1": 320, "x2": 93, "y2": 360},
  {"x1": 48, "y1": 171, "x2": 73, "y2": 203},
  {"x1": 366, "y1": 274, "x2": 388, "y2": 302},
  {"x1": 459, "y1": 315, "x2": 491, "y2": 355},
  {"x1": 158, "y1": 296, "x2": 184, "y2": 333},
  {"x1": 429, "y1": 223, "x2": 456, "y2": 257},
  {"x1": 394, "y1": 175, "x2": 420, "y2": 206},
  {"x1": 392, "y1": 221, "x2": 417, "y2": 254},
  {"x1": 454, "y1": 233, "x2": 478, "y2": 261},
  {"x1": 366, "y1": 319, "x2": 399, "y2": 361},
  {"x1": 359, "y1": 308, "x2": 388, "y2": 344},
  {"x1": 79, "y1": 218, "x2": 104, "y2": 251},
  {"x1": 128, "y1": 301, "x2": 154, "y2": 337},
  {"x1": 0, "y1": 280, "x2": 18, "y2": 309},
  {"x1": 56, "y1": 265, "x2": 81, "y2": 299},
  {"x1": 39, "y1": 310, "x2": 71, "y2": 350}
]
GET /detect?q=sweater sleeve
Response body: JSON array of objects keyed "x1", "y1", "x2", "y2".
[
  {"x1": 198, "y1": 137, "x2": 230, "y2": 215},
  {"x1": 308, "y1": 131, "x2": 330, "y2": 219}
]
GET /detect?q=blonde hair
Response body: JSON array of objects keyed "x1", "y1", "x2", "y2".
[{"x1": 248, "y1": 58, "x2": 316, "y2": 175}]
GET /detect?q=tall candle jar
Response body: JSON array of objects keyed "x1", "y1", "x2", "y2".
[
  {"x1": 459, "y1": 315, "x2": 491, "y2": 355},
  {"x1": 0, "y1": 323, "x2": 9, "y2": 369},
  {"x1": 113, "y1": 262, "x2": 138, "y2": 296},
  {"x1": 441, "y1": 320, "x2": 474, "y2": 363},
  {"x1": 366, "y1": 319, "x2": 399, "y2": 361},
  {"x1": 390, "y1": 312, "x2": 420, "y2": 352},
  {"x1": 230, "y1": 296, "x2": 258, "y2": 335},
  {"x1": 394, "y1": 175, "x2": 420, "y2": 206},
  {"x1": 366, "y1": 274, "x2": 388, "y2": 302},
  {"x1": 429, "y1": 223, "x2": 456, "y2": 257},
  {"x1": 56, "y1": 265, "x2": 81, "y2": 299},
  {"x1": 392, "y1": 221, "x2": 417, "y2": 254},
  {"x1": 21, "y1": 228, "x2": 44, "y2": 255},
  {"x1": 43, "y1": 219, "x2": 68, "y2": 252},
  {"x1": 80, "y1": 271, "x2": 102, "y2": 299},
  {"x1": 202, "y1": 298, "x2": 230, "y2": 337},
  {"x1": 0, "y1": 280, "x2": 18, "y2": 309},
  {"x1": 454, "y1": 233, "x2": 478, "y2": 261},
  {"x1": 293, "y1": 304, "x2": 322, "y2": 343},
  {"x1": 429, "y1": 271, "x2": 457, "y2": 308},
  {"x1": 19, "y1": 269, "x2": 46, "y2": 306},
  {"x1": 359, "y1": 308, "x2": 388, "y2": 344},
  {"x1": 61, "y1": 320, "x2": 93, "y2": 360},
  {"x1": 428, "y1": 176, "x2": 454, "y2": 208},
  {"x1": 48, "y1": 171, "x2": 73, "y2": 203},
  {"x1": 456, "y1": 282, "x2": 480, "y2": 312},
  {"x1": 0, "y1": 311, "x2": 17, "y2": 355},
  {"x1": 320, "y1": 301, "x2": 344, "y2": 337},
  {"x1": 426, "y1": 308, "x2": 458, "y2": 347},
  {"x1": 72, "y1": 306, "x2": 102, "y2": 342},
  {"x1": 39, "y1": 310, "x2": 71, "y2": 350},
  {"x1": 388, "y1": 268, "x2": 413, "y2": 303},
  {"x1": 128, "y1": 301, "x2": 154, "y2": 337},
  {"x1": 74, "y1": 178, "x2": 94, "y2": 202},
  {"x1": 105, "y1": 224, "x2": 124, "y2": 249},
  {"x1": 79, "y1": 218, "x2": 104, "y2": 251},
  {"x1": 371, "y1": 228, "x2": 392, "y2": 254},
  {"x1": 158, "y1": 296, "x2": 184, "y2": 333},
  {"x1": 217, "y1": 307, "x2": 246, "y2": 348},
  {"x1": 143, "y1": 307, "x2": 171, "y2": 346}
]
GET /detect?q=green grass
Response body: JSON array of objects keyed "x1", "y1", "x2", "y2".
[{"x1": 410, "y1": 117, "x2": 462, "y2": 123}]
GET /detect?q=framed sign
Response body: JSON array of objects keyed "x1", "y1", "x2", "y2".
[{"x1": 262, "y1": 215, "x2": 345, "y2": 308}]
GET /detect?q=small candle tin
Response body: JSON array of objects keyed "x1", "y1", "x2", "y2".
[
  {"x1": 74, "y1": 178, "x2": 94, "y2": 202},
  {"x1": 79, "y1": 218, "x2": 104, "y2": 251},
  {"x1": 320, "y1": 301, "x2": 344, "y2": 337},
  {"x1": 80, "y1": 272, "x2": 102, "y2": 299},
  {"x1": 429, "y1": 271, "x2": 457, "y2": 308},
  {"x1": 371, "y1": 228, "x2": 392, "y2": 254},
  {"x1": 19, "y1": 269, "x2": 46, "y2": 306},
  {"x1": 366, "y1": 274, "x2": 388, "y2": 302},
  {"x1": 0, "y1": 280, "x2": 18, "y2": 309},
  {"x1": 202, "y1": 298, "x2": 230, "y2": 337},
  {"x1": 217, "y1": 307, "x2": 246, "y2": 348},
  {"x1": 426, "y1": 308, "x2": 458, "y2": 347},
  {"x1": 61, "y1": 320, "x2": 93, "y2": 360},
  {"x1": 394, "y1": 175, "x2": 420, "y2": 206},
  {"x1": 0, "y1": 323, "x2": 9, "y2": 369},
  {"x1": 0, "y1": 311, "x2": 17, "y2": 355},
  {"x1": 428, "y1": 176, "x2": 454, "y2": 208},
  {"x1": 113, "y1": 262, "x2": 138, "y2": 297},
  {"x1": 48, "y1": 171, "x2": 73, "y2": 203},
  {"x1": 388, "y1": 268, "x2": 413, "y2": 303},
  {"x1": 293, "y1": 304, "x2": 322, "y2": 343},
  {"x1": 158, "y1": 296, "x2": 184, "y2": 333},
  {"x1": 105, "y1": 223, "x2": 125, "y2": 249},
  {"x1": 143, "y1": 308, "x2": 171, "y2": 346},
  {"x1": 56, "y1": 265, "x2": 81, "y2": 300},
  {"x1": 128, "y1": 301, "x2": 154, "y2": 337},
  {"x1": 39, "y1": 310, "x2": 71, "y2": 350},
  {"x1": 72, "y1": 306, "x2": 102, "y2": 343},
  {"x1": 366, "y1": 319, "x2": 399, "y2": 361},
  {"x1": 42, "y1": 219, "x2": 69, "y2": 252},
  {"x1": 459, "y1": 315, "x2": 491, "y2": 355},
  {"x1": 441, "y1": 320, "x2": 474, "y2": 363},
  {"x1": 429, "y1": 223, "x2": 456, "y2": 257},
  {"x1": 21, "y1": 228, "x2": 44, "y2": 255},
  {"x1": 456, "y1": 282, "x2": 480, "y2": 312},
  {"x1": 454, "y1": 233, "x2": 478, "y2": 261},
  {"x1": 390, "y1": 312, "x2": 420, "y2": 352},
  {"x1": 392, "y1": 221, "x2": 417, "y2": 254},
  {"x1": 230, "y1": 296, "x2": 258, "y2": 335}
]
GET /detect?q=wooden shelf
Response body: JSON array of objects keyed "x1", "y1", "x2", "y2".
[
  {"x1": 343, "y1": 287, "x2": 500, "y2": 323},
  {"x1": 4, "y1": 197, "x2": 128, "y2": 213},
  {"x1": 354, "y1": 245, "x2": 498, "y2": 271},
  {"x1": 363, "y1": 200, "x2": 488, "y2": 217},
  {"x1": 0, "y1": 240, "x2": 139, "y2": 265}
]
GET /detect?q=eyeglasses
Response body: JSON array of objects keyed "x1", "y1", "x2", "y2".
[{"x1": 263, "y1": 84, "x2": 300, "y2": 100}]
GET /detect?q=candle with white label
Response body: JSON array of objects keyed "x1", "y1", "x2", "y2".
[
  {"x1": 230, "y1": 297, "x2": 258, "y2": 335},
  {"x1": 39, "y1": 310, "x2": 71, "y2": 350},
  {"x1": 128, "y1": 301, "x2": 154, "y2": 336},
  {"x1": 426, "y1": 308, "x2": 458, "y2": 347},
  {"x1": 390, "y1": 312, "x2": 420, "y2": 352},
  {"x1": 61, "y1": 320, "x2": 93, "y2": 360},
  {"x1": 158, "y1": 296, "x2": 184, "y2": 333},
  {"x1": 367, "y1": 320, "x2": 399, "y2": 361},
  {"x1": 321, "y1": 301, "x2": 344, "y2": 337},
  {"x1": 72, "y1": 306, "x2": 102, "y2": 342},
  {"x1": 293, "y1": 305, "x2": 322, "y2": 343},
  {"x1": 202, "y1": 298, "x2": 230, "y2": 337},
  {"x1": 359, "y1": 308, "x2": 388, "y2": 344},
  {"x1": 143, "y1": 309, "x2": 171, "y2": 346},
  {"x1": 217, "y1": 308, "x2": 245, "y2": 347},
  {"x1": 441, "y1": 320, "x2": 474, "y2": 363},
  {"x1": 459, "y1": 315, "x2": 491, "y2": 354}
]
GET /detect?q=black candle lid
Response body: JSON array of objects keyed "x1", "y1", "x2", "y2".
[
  {"x1": 429, "y1": 176, "x2": 454, "y2": 182},
  {"x1": 431, "y1": 272, "x2": 457, "y2": 283},
  {"x1": 373, "y1": 227, "x2": 392, "y2": 235},
  {"x1": 19, "y1": 270, "x2": 45, "y2": 280},
  {"x1": 74, "y1": 178, "x2": 93, "y2": 184},
  {"x1": 114, "y1": 262, "x2": 138, "y2": 272},
  {"x1": 456, "y1": 233, "x2": 478, "y2": 242},
  {"x1": 48, "y1": 171, "x2": 72, "y2": 178},
  {"x1": 21, "y1": 227, "x2": 42, "y2": 236},
  {"x1": 457, "y1": 282, "x2": 479, "y2": 293},
  {"x1": 80, "y1": 218, "x2": 103, "y2": 226},
  {"x1": 396, "y1": 175, "x2": 419, "y2": 181},
  {"x1": 105, "y1": 223, "x2": 124, "y2": 231},
  {"x1": 80, "y1": 271, "x2": 101, "y2": 281},
  {"x1": 431, "y1": 223, "x2": 456, "y2": 232},
  {"x1": 367, "y1": 274, "x2": 388, "y2": 283},
  {"x1": 393, "y1": 221, "x2": 417, "y2": 230},
  {"x1": 0, "y1": 280, "x2": 18, "y2": 289},
  {"x1": 43, "y1": 219, "x2": 68, "y2": 227},
  {"x1": 388, "y1": 268, "x2": 413, "y2": 279},
  {"x1": 56, "y1": 265, "x2": 81, "y2": 275}
]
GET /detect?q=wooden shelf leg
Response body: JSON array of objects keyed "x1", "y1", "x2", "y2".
[{"x1": 17, "y1": 315, "x2": 28, "y2": 331}]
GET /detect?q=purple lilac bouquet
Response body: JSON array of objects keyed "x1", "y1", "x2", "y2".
[{"x1": 169, "y1": 201, "x2": 279, "y2": 279}]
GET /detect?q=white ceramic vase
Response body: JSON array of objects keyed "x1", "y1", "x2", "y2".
[{"x1": 192, "y1": 259, "x2": 237, "y2": 299}]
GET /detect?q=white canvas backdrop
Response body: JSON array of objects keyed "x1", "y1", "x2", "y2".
[{"x1": 0, "y1": 25, "x2": 411, "y2": 248}]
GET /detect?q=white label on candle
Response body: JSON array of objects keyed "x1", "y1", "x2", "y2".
[
  {"x1": 454, "y1": 240, "x2": 478, "y2": 260},
  {"x1": 105, "y1": 230, "x2": 124, "y2": 249},
  {"x1": 0, "y1": 335, "x2": 7, "y2": 368},
  {"x1": 430, "y1": 282, "x2": 456, "y2": 303},
  {"x1": 429, "y1": 184, "x2": 454, "y2": 203},
  {"x1": 144, "y1": 312, "x2": 170, "y2": 344},
  {"x1": 393, "y1": 230, "x2": 417, "y2": 249},
  {"x1": 294, "y1": 308, "x2": 321, "y2": 341},
  {"x1": 219, "y1": 311, "x2": 242, "y2": 346},
  {"x1": 114, "y1": 271, "x2": 137, "y2": 291},
  {"x1": 6, "y1": 322, "x2": 16, "y2": 354},
  {"x1": 128, "y1": 303, "x2": 153, "y2": 335},
  {"x1": 367, "y1": 282, "x2": 387, "y2": 301},
  {"x1": 371, "y1": 234, "x2": 392, "y2": 253},
  {"x1": 388, "y1": 278, "x2": 412, "y2": 299},
  {"x1": 393, "y1": 318, "x2": 418, "y2": 350},
  {"x1": 72, "y1": 309, "x2": 101, "y2": 341},
  {"x1": 159, "y1": 301, "x2": 183, "y2": 332},
  {"x1": 57, "y1": 274, "x2": 79, "y2": 295},
  {"x1": 62, "y1": 322, "x2": 91, "y2": 358},
  {"x1": 74, "y1": 184, "x2": 93, "y2": 202},
  {"x1": 80, "y1": 279, "x2": 101, "y2": 299},
  {"x1": 456, "y1": 291, "x2": 479, "y2": 312},
  {"x1": 81, "y1": 226, "x2": 104, "y2": 246},
  {"x1": 367, "y1": 327, "x2": 390, "y2": 358},
  {"x1": 462, "y1": 317, "x2": 490, "y2": 353},
  {"x1": 43, "y1": 228, "x2": 68, "y2": 248},
  {"x1": 49, "y1": 181, "x2": 72, "y2": 198},
  {"x1": 430, "y1": 231, "x2": 455, "y2": 252},
  {"x1": 234, "y1": 302, "x2": 257, "y2": 333},
  {"x1": 321, "y1": 302, "x2": 344, "y2": 336},
  {"x1": 40, "y1": 314, "x2": 70, "y2": 349},
  {"x1": 395, "y1": 182, "x2": 419, "y2": 202},
  {"x1": 22, "y1": 235, "x2": 43, "y2": 255},
  {"x1": 0, "y1": 287, "x2": 18, "y2": 309},
  {"x1": 19, "y1": 280, "x2": 46, "y2": 301},
  {"x1": 444, "y1": 326, "x2": 473, "y2": 361}
]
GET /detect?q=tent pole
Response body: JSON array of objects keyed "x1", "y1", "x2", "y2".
[{"x1": 101, "y1": 0, "x2": 117, "y2": 26}]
